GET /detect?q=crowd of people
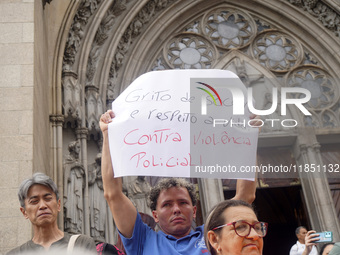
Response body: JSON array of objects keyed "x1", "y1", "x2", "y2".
[{"x1": 5, "y1": 110, "x2": 339, "y2": 255}]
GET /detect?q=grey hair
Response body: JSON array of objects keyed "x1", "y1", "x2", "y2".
[
  {"x1": 18, "y1": 173, "x2": 59, "y2": 208},
  {"x1": 149, "y1": 178, "x2": 197, "y2": 211},
  {"x1": 295, "y1": 226, "x2": 307, "y2": 235}
]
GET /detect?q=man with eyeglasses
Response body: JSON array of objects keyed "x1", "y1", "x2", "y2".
[{"x1": 100, "y1": 110, "x2": 257, "y2": 255}]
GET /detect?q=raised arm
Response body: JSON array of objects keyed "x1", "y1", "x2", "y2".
[
  {"x1": 100, "y1": 110, "x2": 137, "y2": 238},
  {"x1": 233, "y1": 178, "x2": 256, "y2": 204},
  {"x1": 233, "y1": 115, "x2": 261, "y2": 204}
]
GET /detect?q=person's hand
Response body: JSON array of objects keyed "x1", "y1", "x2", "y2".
[
  {"x1": 100, "y1": 110, "x2": 115, "y2": 133},
  {"x1": 302, "y1": 230, "x2": 319, "y2": 255}
]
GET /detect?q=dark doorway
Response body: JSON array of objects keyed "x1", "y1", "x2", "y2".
[{"x1": 224, "y1": 185, "x2": 311, "y2": 255}]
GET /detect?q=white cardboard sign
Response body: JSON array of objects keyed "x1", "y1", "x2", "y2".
[{"x1": 108, "y1": 69, "x2": 258, "y2": 178}]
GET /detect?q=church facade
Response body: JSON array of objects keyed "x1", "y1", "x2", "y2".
[{"x1": 1, "y1": 0, "x2": 340, "y2": 254}]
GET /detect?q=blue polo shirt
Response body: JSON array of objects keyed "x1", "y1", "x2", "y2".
[{"x1": 119, "y1": 212, "x2": 208, "y2": 255}]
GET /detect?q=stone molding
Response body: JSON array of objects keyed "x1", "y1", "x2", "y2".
[
  {"x1": 50, "y1": 114, "x2": 65, "y2": 127},
  {"x1": 63, "y1": 0, "x2": 103, "y2": 71},
  {"x1": 287, "y1": 0, "x2": 340, "y2": 38}
]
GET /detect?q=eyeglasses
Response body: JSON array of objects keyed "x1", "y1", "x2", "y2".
[{"x1": 211, "y1": 220, "x2": 268, "y2": 238}]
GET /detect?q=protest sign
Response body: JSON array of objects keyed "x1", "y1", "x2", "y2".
[{"x1": 108, "y1": 69, "x2": 259, "y2": 178}]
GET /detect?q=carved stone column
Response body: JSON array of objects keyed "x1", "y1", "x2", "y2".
[
  {"x1": 62, "y1": 71, "x2": 82, "y2": 127},
  {"x1": 76, "y1": 127, "x2": 90, "y2": 235},
  {"x1": 85, "y1": 85, "x2": 103, "y2": 139},
  {"x1": 293, "y1": 127, "x2": 340, "y2": 241},
  {"x1": 50, "y1": 114, "x2": 65, "y2": 230},
  {"x1": 198, "y1": 178, "x2": 224, "y2": 219}
]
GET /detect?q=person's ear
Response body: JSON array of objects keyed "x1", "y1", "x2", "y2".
[
  {"x1": 57, "y1": 199, "x2": 61, "y2": 212},
  {"x1": 193, "y1": 205, "x2": 197, "y2": 220},
  {"x1": 207, "y1": 230, "x2": 221, "y2": 253},
  {"x1": 20, "y1": 207, "x2": 28, "y2": 219},
  {"x1": 152, "y1": 210, "x2": 159, "y2": 223}
]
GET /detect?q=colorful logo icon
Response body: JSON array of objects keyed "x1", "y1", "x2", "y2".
[
  {"x1": 196, "y1": 82, "x2": 222, "y2": 106},
  {"x1": 196, "y1": 82, "x2": 222, "y2": 115}
]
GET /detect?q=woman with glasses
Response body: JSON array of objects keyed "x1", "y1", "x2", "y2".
[{"x1": 204, "y1": 200, "x2": 267, "y2": 255}]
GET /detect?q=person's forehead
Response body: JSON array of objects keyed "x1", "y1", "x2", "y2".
[
  {"x1": 158, "y1": 186, "x2": 191, "y2": 201},
  {"x1": 223, "y1": 206, "x2": 258, "y2": 223},
  {"x1": 27, "y1": 184, "x2": 54, "y2": 197},
  {"x1": 299, "y1": 228, "x2": 307, "y2": 234}
]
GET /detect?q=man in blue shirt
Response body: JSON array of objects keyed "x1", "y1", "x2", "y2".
[{"x1": 99, "y1": 110, "x2": 256, "y2": 254}]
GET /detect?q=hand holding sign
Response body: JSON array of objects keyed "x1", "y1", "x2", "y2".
[
  {"x1": 107, "y1": 69, "x2": 259, "y2": 178},
  {"x1": 100, "y1": 110, "x2": 115, "y2": 132}
]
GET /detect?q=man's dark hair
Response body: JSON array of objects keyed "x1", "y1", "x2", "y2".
[{"x1": 148, "y1": 178, "x2": 196, "y2": 211}]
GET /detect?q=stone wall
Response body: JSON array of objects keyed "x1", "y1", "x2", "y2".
[{"x1": 0, "y1": 0, "x2": 34, "y2": 254}]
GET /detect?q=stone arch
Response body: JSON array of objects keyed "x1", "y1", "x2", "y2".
[
  {"x1": 115, "y1": 0, "x2": 340, "y2": 91},
  {"x1": 51, "y1": 0, "x2": 340, "y2": 243}
]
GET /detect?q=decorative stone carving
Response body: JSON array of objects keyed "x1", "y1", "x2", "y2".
[
  {"x1": 127, "y1": 176, "x2": 152, "y2": 216},
  {"x1": 108, "y1": 0, "x2": 177, "y2": 92},
  {"x1": 76, "y1": 127, "x2": 89, "y2": 139},
  {"x1": 286, "y1": 66, "x2": 337, "y2": 110},
  {"x1": 85, "y1": 85, "x2": 103, "y2": 136},
  {"x1": 50, "y1": 114, "x2": 65, "y2": 127},
  {"x1": 202, "y1": 8, "x2": 256, "y2": 50},
  {"x1": 86, "y1": 1, "x2": 126, "y2": 86},
  {"x1": 287, "y1": 0, "x2": 340, "y2": 38},
  {"x1": 233, "y1": 58, "x2": 264, "y2": 87},
  {"x1": 321, "y1": 110, "x2": 338, "y2": 128},
  {"x1": 288, "y1": 0, "x2": 303, "y2": 7},
  {"x1": 331, "y1": 101, "x2": 340, "y2": 123},
  {"x1": 63, "y1": 71, "x2": 82, "y2": 127},
  {"x1": 151, "y1": 58, "x2": 167, "y2": 71},
  {"x1": 64, "y1": 140, "x2": 85, "y2": 234},
  {"x1": 164, "y1": 33, "x2": 216, "y2": 69},
  {"x1": 86, "y1": 46, "x2": 101, "y2": 85},
  {"x1": 304, "y1": 114, "x2": 320, "y2": 127},
  {"x1": 145, "y1": 4, "x2": 340, "y2": 132},
  {"x1": 88, "y1": 153, "x2": 106, "y2": 241},
  {"x1": 42, "y1": 0, "x2": 53, "y2": 9},
  {"x1": 255, "y1": 19, "x2": 272, "y2": 32},
  {"x1": 303, "y1": 0, "x2": 319, "y2": 10},
  {"x1": 314, "y1": 3, "x2": 339, "y2": 32},
  {"x1": 251, "y1": 31, "x2": 303, "y2": 72},
  {"x1": 304, "y1": 51, "x2": 318, "y2": 65},
  {"x1": 63, "y1": 0, "x2": 103, "y2": 71},
  {"x1": 106, "y1": 81, "x2": 116, "y2": 109},
  {"x1": 286, "y1": 66, "x2": 339, "y2": 128},
  {"x1": 185, "y1": 21, "x2": 201, "y2": 34}
]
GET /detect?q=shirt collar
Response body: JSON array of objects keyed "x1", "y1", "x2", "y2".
[{"x1": 160, "y1": 227, "x2": 201, "y2": 240}]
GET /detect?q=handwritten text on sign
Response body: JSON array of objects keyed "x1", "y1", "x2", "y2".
[{"x1": 108, "y1": 70, "x2": 258, "y2": 179}]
